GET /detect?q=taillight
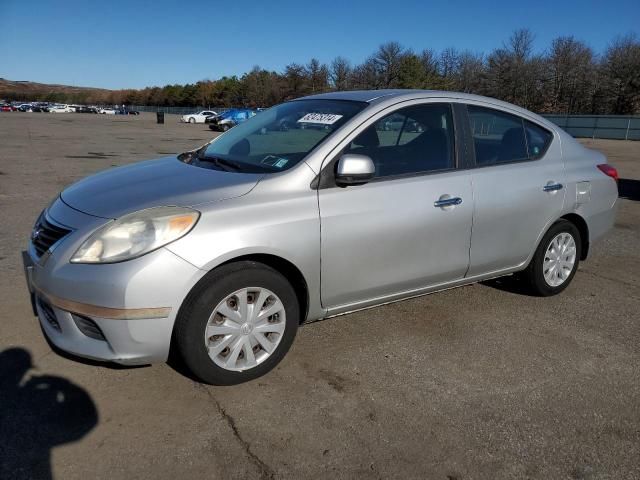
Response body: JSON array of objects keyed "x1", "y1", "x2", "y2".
[{"x1": 597, "y1": 164, "x2": 618, "y2": 183}]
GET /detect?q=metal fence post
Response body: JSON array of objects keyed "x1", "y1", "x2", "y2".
[
  {"x1": 592, "y1": 116, "x2": 598, "y2": 139},
  {"x1": 626, "y1": 117, "x2": 631, "y2": 141}
]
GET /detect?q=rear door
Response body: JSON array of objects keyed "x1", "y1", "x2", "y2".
[
  {"x1": 319, "y1": 102, "x2": 473, "y2": 309},
  {"x1": 464, "y1": 104, "x2": 564, "y2": 276}
]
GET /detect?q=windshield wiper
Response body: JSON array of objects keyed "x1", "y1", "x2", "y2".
[{"x1": 197, "y1": 155, "x2": 243, "y2": 172}]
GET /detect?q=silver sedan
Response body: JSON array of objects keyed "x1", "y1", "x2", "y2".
[{"x1": 23, "y1": 90, "x2": 618, "y2": 384}]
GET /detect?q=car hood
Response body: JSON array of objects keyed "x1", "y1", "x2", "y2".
[{"x1": 61, "y1": 156, "x2": 263, "y2": 219}]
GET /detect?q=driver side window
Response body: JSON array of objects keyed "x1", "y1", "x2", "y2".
[{"x1": 348, "y1": 103, "x2": 455, "y2": 178}]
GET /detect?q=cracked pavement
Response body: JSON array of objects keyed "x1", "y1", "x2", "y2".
[{"x1": 0, "y1": 114, "x2": 638, "y2": 479}]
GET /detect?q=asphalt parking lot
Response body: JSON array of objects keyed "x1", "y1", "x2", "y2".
[{"x1": 0, "y1": 112, "x2": 638, "y2": 479}]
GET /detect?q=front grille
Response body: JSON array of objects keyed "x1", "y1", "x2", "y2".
[
  {"x1": 37, "y1": 296, "x2": 61, "y2": 331},
  {"x1": 32, "y1": 214, "x2": 71, "y2": 257},
  {"x1": 71, "y1": 314, "x2": 106, "y2": 341}
]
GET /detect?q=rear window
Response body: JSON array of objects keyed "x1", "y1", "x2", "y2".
[{"x1": 468, "y1": 105, "x2": 552, "y2": 166}]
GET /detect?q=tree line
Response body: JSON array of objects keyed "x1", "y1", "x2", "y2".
[{"x1": 6, "y1": 30, "x2": 640, "y2": 114}]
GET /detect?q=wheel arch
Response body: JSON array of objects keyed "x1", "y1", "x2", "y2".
[
  {"x1": 560, "y1": 213, "x2": 590, "y2": 260},
  {"x1": 221, "y1": 254, "x2": 309, "y2": 323},
  {"x1": 180, "y1": 253, "x2": 310, "y2": 325},
  {"x1": 524, "y1": 212, "x2": 591, "y2": 270}
]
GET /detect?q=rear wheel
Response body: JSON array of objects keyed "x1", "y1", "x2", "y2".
[
  {"x1": 523, "y1": 220, "x2": 581, "y2": 296},
  {"x1": 174, "y1": 261, "x2": 299, "y2": 385}
]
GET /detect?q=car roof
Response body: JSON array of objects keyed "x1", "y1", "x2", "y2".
[{"x1": 296, "y1": 89, "x2": 554, "y2": 130}]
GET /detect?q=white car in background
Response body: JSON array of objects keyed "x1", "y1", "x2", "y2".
[
  {"x1": 181, "y1": 110, "x2": 217, "y2": 124},
  {"x1": 49, "y1": 105, "x2": 74, "y2": 113},
  {"x1": 99, "y1": 107, "x2": 116, "y2": 114}
]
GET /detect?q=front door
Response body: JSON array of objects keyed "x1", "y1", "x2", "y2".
[{"x1": 319, "y1": 102, "x2": 473, "y2": 309}]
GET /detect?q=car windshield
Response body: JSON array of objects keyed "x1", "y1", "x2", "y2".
[{"x1": 191, "y1": 99, "x2": 367, "y2": 173}]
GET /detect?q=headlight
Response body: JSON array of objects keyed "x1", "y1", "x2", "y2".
[{"x1": 70, "y1": 206, "x2": 199, "y2": 264}]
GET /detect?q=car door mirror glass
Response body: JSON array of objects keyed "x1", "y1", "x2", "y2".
[{"x1": 335, "y1": 154, "x2": 375, "y2": 186}]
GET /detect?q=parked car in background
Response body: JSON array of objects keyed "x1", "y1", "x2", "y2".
[
  {"x1": 379, "y1": 114, "x2": 424, "y2": 132},
  {"x1": 116, "y1": 108, "x2": 140, "y2": 115},
  {"x1": 75, "y1": 106, "x2": 98, "y2": 113},
  {"x1": 208, "y1": 108, "x2": 257, "y2": 131},
  {"x1": 99, "y1": 107, "x2": 116, "y2": 114},
  {"x1": 204, "y1": 113, "x2": 221, "y2": 124},
  {"x1": 18, "y1": 104, "x2": 34, "y2": 112},
  {"x1": 181, "y1": 110, "x2": 217, "y2": 124},
  {"x1": 1, "y1": 104, "x2": 16, "y2": 112},
  {"x1": 49, "y1": 105, "x2": 74, "y2": 113}
]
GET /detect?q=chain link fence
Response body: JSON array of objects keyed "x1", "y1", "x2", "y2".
[{"x1": 542, "y1": 115, "x2": 640, "y2": 140}]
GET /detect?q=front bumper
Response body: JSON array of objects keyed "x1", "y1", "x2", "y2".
[{"x1": 23, "y1": 199, "x2": 207, "y2": 365}]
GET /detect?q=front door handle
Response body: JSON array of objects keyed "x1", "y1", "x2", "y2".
[
  {"x1": 543, "y1": 183, "x2": 563, "y2": 192},
  {"x1": 434, "y1": 197, "x2": 463, "y2": 208}
]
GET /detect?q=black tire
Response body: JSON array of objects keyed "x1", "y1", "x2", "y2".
[
  {"x1": 522, "y1": 219, "x2": 581, "y2": 296},
  {"x1": 173, "y1": 261, "x2": 299, "y2": 385},
  {"x1": 188, "y1": 117, "x2": 195, "y2": 124},
  {"x1": 221, "y1": 124, "x2": 230, "y2": 132}
]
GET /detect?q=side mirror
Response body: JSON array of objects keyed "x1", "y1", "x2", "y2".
[{"x1": 335, "y1": 154, "x2": 375, "y2": 186}]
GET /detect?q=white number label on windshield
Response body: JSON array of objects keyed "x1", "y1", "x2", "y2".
[{"x1": 297, "y1": 113, "x2": 343, "y2": 125}]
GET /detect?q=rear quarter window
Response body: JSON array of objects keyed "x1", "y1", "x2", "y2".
[{"x1": 525, "y1": 121, "x2": 553, "y2": 158}]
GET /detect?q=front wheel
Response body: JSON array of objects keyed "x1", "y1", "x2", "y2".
[
  {"x1": 188, "y1": 117, "x2": 195, "y2": 124},
  {"x1": 173, "y1": 261, "x2": 299, "y2": 385},
  {"x1": 522, "y1": 219, "x2": 581, "y2": 296}
]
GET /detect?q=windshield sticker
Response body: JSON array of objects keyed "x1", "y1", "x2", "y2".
[
  {"x1": 261, "y1": 155, "x2": 289, "y2": 168},
  {"x1": 297, "y1": 113, "x2": 343, "y2": 125},
  {"x1": 274, "y1": 158, "x2": 289, "y2": 168}
]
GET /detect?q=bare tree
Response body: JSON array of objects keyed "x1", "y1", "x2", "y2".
[
  {"x1": 373, "y1": 41, "x2": 405, "y2": 87},
  {"x1": 306, "y1": 58, "x2": 329, "y2": 93},
  {"x1": 283, "y1": 63, "x2": 308, "y2": 98},
  {"x1": 485, "y1": 29, "x2": 545, "y2": 110},
  {"x1": 546, "y1": 36, "x2": 596, "y2": 114},
  {"x1": 439, "y1": 47, "x2": 460, "y2": 87},
  {"x1": 330, "y1": 56, "x2": 352, "y2": 90},
  {"x1": 600, "y1": 34, "x2": 640, "y2": 114},
  {"x1": 419, "y1": 49, "x2": 441, "y2": 88},
  {"x1": 456, "y1": 51, "x2": 485, "y2": 93},
  {"x1": 350, "y1": 57, "x2": 379, "y2": 89}
]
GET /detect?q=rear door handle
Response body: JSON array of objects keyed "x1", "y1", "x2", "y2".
[
  {"x1": 434, "y1": 197, "x2": 463, "y2": 208},
  {"x1": 543, "y1": 183, "x2": 563, "y2": 192}
]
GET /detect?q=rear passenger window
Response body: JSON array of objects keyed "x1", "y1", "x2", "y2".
[
  {"x1": 525, "y1": 121, "x2": 553, "y2": 158},
  {"x1": 468, "y1": 106, "x2": 528, "y2": 166}
]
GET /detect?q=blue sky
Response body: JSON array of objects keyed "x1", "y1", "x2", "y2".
[{"x1": 1, "y1": 0, "x2": 638, "y2": 89}]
